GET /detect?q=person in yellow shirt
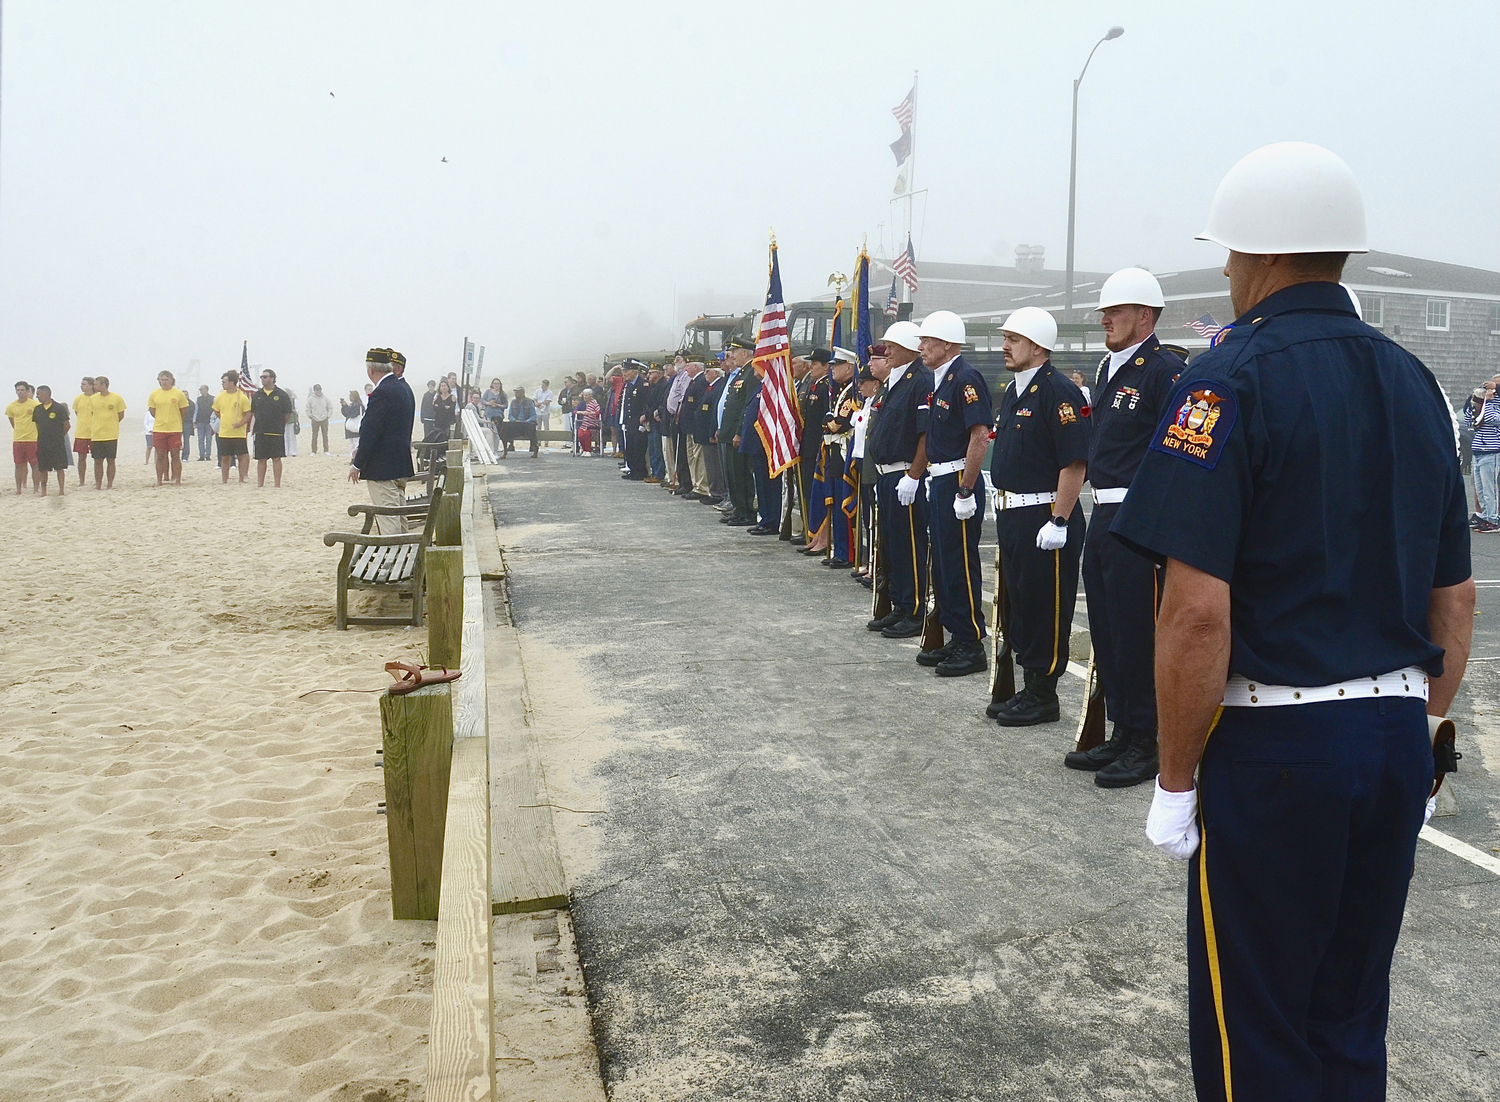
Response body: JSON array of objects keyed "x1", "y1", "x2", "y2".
[
  {"x1": 72, "y1": 377, "x2": 95, "y2": 486},
  {"x1": 212, "y1": 371, "x2": 253, "y2": 484},
  {"x1": 147, "y1": 370, "x2": 192, "y2": 487},
  {"x1": 88, "y1": 375, "x2": 127, "y2": 490},
  {"x1": 6, "y1": 380, "x2": 40, "y2": 494}
]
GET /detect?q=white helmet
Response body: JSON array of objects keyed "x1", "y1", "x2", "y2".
[
  {"x1": 917, "y1": 310, "x2": 966, "y2": 345},
  {"x1": 1197, "y1": 141, "x2": 1368, "y2": 255},
  {"x1": 882, "y1": 320, "x2": 922, "y2": 352},
  {"x1": 999, "y1": 306, "x2": 1057, "y2": 352},
  {"x1": 1097, "y1": 267, "x2": 1165, "y2": 310}
]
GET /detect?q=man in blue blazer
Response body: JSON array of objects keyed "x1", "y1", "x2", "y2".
[{"x1": 349, "y1": 348, "x2": 415, "y2": 533}]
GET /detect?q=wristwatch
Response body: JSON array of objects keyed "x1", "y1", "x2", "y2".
[
  {"x1": 956, "y1": 484, "x2": 974, "y2": 499},
  {"x1": 1049, "y1": 514, "x2": 1067, "y2": 526}
]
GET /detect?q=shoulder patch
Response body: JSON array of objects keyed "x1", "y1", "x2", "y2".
[
  {"x1": 963, "y1": 384, "x2": 979, "y2": 404},
  {"x1": 1057, "y1": 401, "x2": 1076, "y2": 425},
  {"x1": 1150, "y1": 381, "x2": 1237, "y2": 470}
]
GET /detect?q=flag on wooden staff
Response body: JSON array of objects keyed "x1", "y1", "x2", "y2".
[
  {"x1": 753, "y1": 240, "x2": 802, "y2": 478},
  {"x1": 237, "y1": 341, "x2": 257, "y2": 395}
]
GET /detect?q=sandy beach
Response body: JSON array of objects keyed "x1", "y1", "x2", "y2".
[{"x1": 0, "y1": 452, "x2": 435, "y2": 1101}]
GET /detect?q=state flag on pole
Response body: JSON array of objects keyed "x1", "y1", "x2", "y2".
[
  {"x1": 889, "y1": 129, "x2": 912, "y2": 165},
  {"x1": 753, "y1": 241, "x2": 802, "y2": 478},
  {"x1": 237, "y1": 341, "x2": 256, "y2": 395}
]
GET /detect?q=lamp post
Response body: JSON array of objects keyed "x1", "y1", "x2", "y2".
[{"x1": 1063, "y1": 25, "x2": 1124, "y2": 337}]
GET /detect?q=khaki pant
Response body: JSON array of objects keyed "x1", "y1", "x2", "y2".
[
  {"x1": 661, "y1": 433, "x2": 677, "y2": 486},
  {"x1": 366, "y1": 479, "x2": 407, "y2": 534},
  {"x1": 687, "y1": 441, "x2": 709, "y2": 495}
]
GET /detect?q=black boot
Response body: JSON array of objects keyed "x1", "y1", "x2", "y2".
[
  {"x1": 1095, "y1": 728, "x2": 1159, "y2": 789},
  {"x1": 916, "y1": 640, "x2": 954, "y2": 667},
  {"x1": 994, "y1": 671, "x2": 1060, "y2": 726},
  {"x1": 986, "y1": 668, "x2": 1034, "y2": 718},
  {"x1": 935, "y1": 639, "x2": 988, "y2": 677},
  {"x1": 881, "y1": 615, "x2": 923, "y2": 639},
  {"x1": 867, "y1": 609, "x2": 903, "y2": 632},
  {"x1": 1064, "y1": 723, "x2": 1131, "y2": 771}
]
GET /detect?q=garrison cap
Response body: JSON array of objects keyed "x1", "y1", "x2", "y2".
[
  {"x1": 366, "y1": 348, "x2": 406, "y2": 367},
  {"x1": 727, "y1": 336, "x2": 756, "y2": 351}
]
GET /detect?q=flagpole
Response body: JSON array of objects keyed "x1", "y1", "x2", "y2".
[{"x1": 904, "y1": 71, "x2": 917, "y2": 305}]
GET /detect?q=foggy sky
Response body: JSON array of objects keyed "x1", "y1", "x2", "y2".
[{"x1": 3, "y1": 0, "x2": 1497, "y2": 402}]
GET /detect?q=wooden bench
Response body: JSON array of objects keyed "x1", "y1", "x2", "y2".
[{"x1": 323, "y1": 477, "x2": 446, "y2": 630}]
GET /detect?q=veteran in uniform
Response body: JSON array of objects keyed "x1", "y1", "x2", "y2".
[
  {"x1": 619, "y1": 361, "x2": 650, "y2": 480},
  {"x1": 986, "y1": 307, "x2": 1089, "y2": 725},
  {"x1": 913, "y1": 310, "x2": 992, "y2": 678},
  {"x1": 1114, "y1": 142, "x2": 1475, "y2": 1101},
  {"x1": 865, "y1": 321, "x2": 933, "y2": 638},
  {"x1": 822, "y1": 348, "x2": 860, "y2": 568},
  {"x1": 718, "y1": 338, "x2": 758, "y2": 526},
  {"x1": 799, "y1": 351, "x2": 834, "y2": 553},
  {"x1": 1064, "y1": 269, "x2": 1185, "y2": 785}
]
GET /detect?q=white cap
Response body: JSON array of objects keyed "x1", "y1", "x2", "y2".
[
  {"x1": 832, "y1": 346, "x2": 859, "y2": 365},
  {"x1": 999, "y1": 306, "x2": 1057, "y2": 352},
  {"x1": 917, "y1": 310, "x2": 966, "y2": 345},
  {"x1": 1197, "y1": 141, "x2": 1368, "y2": 254},
  {"x1": 882, "y1": 320, "x2": 921, "y2": 352},
  {"x1": 1097, "y1": 267, "x2": 1165, "y2": 310}
]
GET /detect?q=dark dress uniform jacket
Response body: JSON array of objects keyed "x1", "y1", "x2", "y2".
[
  {"x1": 353, "y1": 373, "x2": 416, "y2": 482},
  {"x1": 800, "y1": 377, "x2": 831, "y2": 465},
  {"x1": 721, "y1": 368, "x2": 753, "y2": 445},
  {"x1": 682, "y1": 373, "x2": 711, "y2": 441},
  {"x1": 989, "y1": 362, "x2": 1087, "y2": 491},
  {"x1": 702, "y1": 375, "x2": 729, "y2": 441},
  {"x1": 620, "y1": 377, "x2": 649, "y2": 432},
  {"x1": 1087, "y1": 334, "x2": 1184, "y2": 489},
  {"x1": 867, "y1": 363, "x2": 935, "y2": 466}
]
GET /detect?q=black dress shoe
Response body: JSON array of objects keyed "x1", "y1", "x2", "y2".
[
  {"x1": 916, "y1": 640, "x2": 954, "y2": 667},
  {"x1": 746, "y1": 525, "x2": 778, "y2": 535},
  {"x1": 881, "y1": 616, "x2": 923, "y2": 638},
  {"x1": 701, "y1": 496, "x2": 724, "y2": 505},
  {"x1": 1095, "y1": 730, "x2": 1159, "y2": 789},
  {"x1": 726, "y1": 516, "x2": 757, "y2": 526},
  {"x1": 681, "y1": 492, "x2": 704, "y2": 501},
  {"x1": 1064, "y1": 725, "x2": 1131, "y2": 771},
  {"x1": 857, "y1": 576, "x2": 873, "y2": 589},
  {"x1": 867, "y1": 610, "x2": 902, "y2": 632},
  {"x1": 935, "y1": 640, "x2": 988, "y2": 677},
  {"x1": 790, "y1": 535, "x2": 807, "y2": 546},
  {"x1": 824, "y1": 557, "x2": 852, "y2": 568}
]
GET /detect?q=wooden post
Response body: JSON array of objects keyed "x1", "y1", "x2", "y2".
[
  {"x1": 379, "y1": 683, "x2": 454, "y2": 920},
  {"x1": 427, "y1": 546, "x2": 463, "y2": 670},
  {"x1": 436, "y1": 458, "x2": 463, "y2": 547}
]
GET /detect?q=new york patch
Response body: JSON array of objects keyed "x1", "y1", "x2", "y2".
[
  {"x1": 963, "y1": 384, "x2": 979, "y2": 404},
  {"x1": 1057, "y1": 402, "x2": 1076, "y2": 425},
  {"x1": 1149, "y1": 381, "x2": 1237, "y2": 469}
]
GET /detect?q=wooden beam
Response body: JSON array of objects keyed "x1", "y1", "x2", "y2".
[
  {"x1": 427, "y1": 547, "x2": 463, "y2": 670},
  {"x1": 379, "y1": 683, "x2": 454, "y2": 921}
]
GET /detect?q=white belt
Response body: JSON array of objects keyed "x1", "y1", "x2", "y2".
[
  {"x1": 822, "y1": 434, "x2": 848, "y2": 446},
  {"x1": 927, "y1": 459, "x2": 966, "y2": 476},
  {"x1": 876, "y1": 462, "x2": 909, "y2": 476},
  {"x1": 997, "y1": 490, "x2": 1057, "y2": 510},
  {"x1": 1092, "y1": 487, "x2": 1128, "y2": 504},
  {"x1": 1222, "y1": 667, "x2": 1428, "y2": 707}
]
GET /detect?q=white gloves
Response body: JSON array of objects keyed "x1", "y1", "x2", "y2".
[
  {"x1": 896, "y1": 474, "x2": 921, "y2": 506},
  {"x1": 1146, "y1": 778, "x2": 1200, "y2": 860},
  {"x1": 953, "y1": 491, "x2": 977, "y2": 520},
  {"x1": 1424, "y1": 796, "x2": 1437, "y2": 827},
  {"x1": 1036, "y1": 518, "x2": 1068, "y2": 550}
]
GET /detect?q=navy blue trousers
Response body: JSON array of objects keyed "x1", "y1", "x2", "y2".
[
  {"x1": 751, "y1": 450, "x2": 781, "y2": 529},
  {"x1": 875, "y1": 471, "x2": 929, "y2": 619},
  {"x1": 1190, "y1": 699, "x2": 1430, "y2": 1102},
  {"x1": 1083, "y1": 501, "x2": 1162, "y2": 728},
  {"x1": 927, "y1": 472, "x2": 987, "y2": 645},
  {"x1": 995, "y1": 501, "x2": 1083, "y2": 676},
  {"x1": 827, "y1": 446, "x2": 854, "y2": 560}
]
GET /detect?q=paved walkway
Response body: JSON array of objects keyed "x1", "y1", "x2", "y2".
[{"x1": 490, "y1": 456, "x2": 1500, "y2": 1101}]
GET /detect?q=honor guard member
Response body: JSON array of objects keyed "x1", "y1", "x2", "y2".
[
  {"x1": 739, "y1": 361, "x2": 781, "y2": 535},
  {"x1": 915, "y1": 310, "x2": 993, "y2": 677},
  {"x1": 1064, "y1": 269, "x2": 1185, "y2": 786},
  {"x1": 865, "y1": 321, "x2": 933, "y2": 638},
  {"x1": 619, "y1": 361, "x2": 650, "y2": 480},
  {"x1": 822, "y1": 348, "x2": 860, "y2": 568},
  {"x1": 799, "y1": 351, "x2": 833, "y2": 551},
  {"x1": 1114, "y1": 143, "x2": 1475, "y2": 1101},
  {"x1": 987, "y1": 306, "x2": 1089, "y2": 725},
  {"x1": 719, "y1": 337, "x2": 758, "y2": 526}
]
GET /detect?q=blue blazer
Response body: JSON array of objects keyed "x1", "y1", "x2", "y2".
[{"x1": 353, "y1": 373, "x2": 415, "y2": 482}]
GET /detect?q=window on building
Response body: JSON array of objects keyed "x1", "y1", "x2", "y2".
[
  {"x1": 1489, "y1": 303, "x2": 1500, "y2": 334},
  {"x1": 1358, "y1": 294, "x2": 1384, "y2": 326},
  {"x1": 1425, "y1": 299, "x2": 1449, "y2": 331}
]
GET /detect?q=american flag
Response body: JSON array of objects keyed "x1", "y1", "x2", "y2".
[
  {"x1": 892, "y1": 86, "x2": 914, "y2": 131},
  {"x1": 1181, "y1": 313, "x2": 1222, "y2": 339},
  {"x1": 884, "y1": 275, "x2": 900, "y2": 318},
  {"x1": 752, "y1": 242, "x2": 802, "y2": 478},
  {"x1": 893, "y1": 235, "x2": 918, "y2": 294},
  {"x1": 237, "y1": 341, "x2": 257, "y2": 395}
]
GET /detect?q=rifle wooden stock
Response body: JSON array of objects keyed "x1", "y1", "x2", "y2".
[
  {"x1": 1073, "y1": 648, "x2": 1107, "y2": 753},
  {"x1": 987, "y1": 543, "x2": 1016, "y2": 705},
  {"x1": 871, "y1": 501, "x2": 892, "y2": 620},
  {"x1": 919, "y1": 545, "x2": 944, "y2": 652}
]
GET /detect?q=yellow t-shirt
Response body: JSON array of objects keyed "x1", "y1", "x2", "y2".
[
  {"x1": 90, "y1": 392, "x2": 127, "y2": 441},
  {"x1": 213, "y1": 390, "x2": 252, "y2": 439},
  {"x1": 72, "y1": 393, "x2": 94, "y2": 439},
  {"x1": 147, "y1": 387, "x2": 191, "y2": 433},
  {"x1": 6, "y1": 398, "x2": 39, "y2": 442}
]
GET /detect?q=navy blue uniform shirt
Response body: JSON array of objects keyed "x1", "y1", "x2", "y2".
[
  {"x1": 1087, "y1": 334, "x2": 1184, "y2": 489},
  {"x1": 922, "y1": 355, "x2": 992, "y2": 464},
  {"x1": 1112, "y1": 281, "x2": 1471, "y2": 685},
  {"x1": 989, "y1": 361, "x2": 1089, "y2": 493},
  {"x1": 866, "y1": 362, "x2": 935, "y2": 466}
]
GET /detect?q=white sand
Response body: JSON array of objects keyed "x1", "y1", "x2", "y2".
[{"x1": 0, "y1": 454, "x2": 435, "y2": 1101}]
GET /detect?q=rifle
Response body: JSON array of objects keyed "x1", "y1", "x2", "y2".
[
  {"x1": 779, "y1": 457, "x2": 797, "y2": 540},
  {"x1": 870, "y1": 499, "x2": 892, "y2": 621},
  {"x1": 1072, "y1": 645, "x2": 1106, "y2": 753},
  {"x1": 919, "y1": 544, "x2": 944, "y2": 652},
  {"x1": 986, "y1": 542, "x2": 1016, "y2": 706}
]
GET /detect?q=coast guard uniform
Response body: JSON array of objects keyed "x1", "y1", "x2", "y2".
[
  {"x1": 866, "y1": 359, "x2": 935, "y2": 633},
  {"x1": 988, "y1": 361, "x2": 1088, "y2": 719},
  {"x1": 1114, "y1": 282, "x2": 1472, "y2": 1101},
  {"x1": 924, "y1": 354, "x2": 992, "y2": 658}
]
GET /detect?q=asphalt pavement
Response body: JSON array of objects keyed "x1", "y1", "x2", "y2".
[{"x1": 489, "y1": 455, "x2": 1500, "y2": 1102}]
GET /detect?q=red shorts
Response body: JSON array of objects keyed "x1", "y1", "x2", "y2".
[
  {"x1": 12, "y1": 442, "x2": 37, "y2": 464},
  {"x1": 73, "y1": 437, "x2": 92, "y2": 455},
  {"x1": 153, "y1": 432, "x2": 182, "y2": 452}
]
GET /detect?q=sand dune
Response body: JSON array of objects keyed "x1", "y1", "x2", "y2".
[{"x1": 0, "y1": 454, "x2": 435, "y2": 1101}]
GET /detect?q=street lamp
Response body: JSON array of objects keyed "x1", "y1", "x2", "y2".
[{"x1": 1063, "y1": 25, "x2": 1124, "y2": 337}]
